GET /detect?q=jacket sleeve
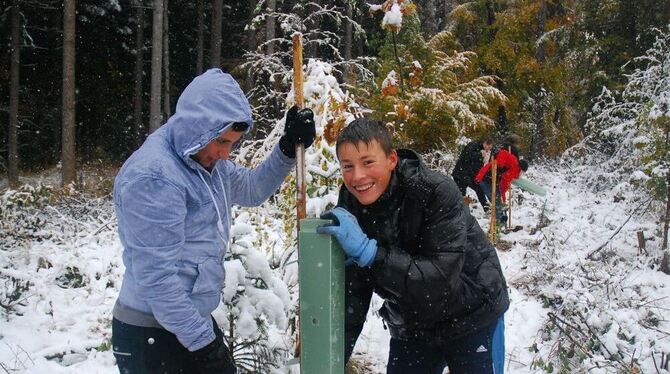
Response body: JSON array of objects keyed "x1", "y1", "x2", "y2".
[
  {"x1": 117, "y1": 176, "x2": 215, "y2": 351},
  {"x1": 223, "y1": 144, "x2": 295, "y2": 207},
  {"x1": 474, "y1": 162, "x2": 490, "y2": 183},
  {"x1": 370, "y1": 179, "x2": 470, "y2": 316}
]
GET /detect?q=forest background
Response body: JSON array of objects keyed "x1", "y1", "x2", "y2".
[
  {"x1": 2, "y1": 0, "x2": 669, "y2": 178},
  {"x1": 2, "y1": 0, "x2": 670, "y2": 373}
]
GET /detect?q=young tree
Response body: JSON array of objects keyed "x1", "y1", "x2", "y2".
[
  {"x1": 149, "y1": 0, "x2": 164, "y2": 133},
  {"x1": 8, "y1": 0, "x2": 21, "y2": 188},
  {"x1": 365, "y1": 3, "x2": 506, "y2": 150},
  {"x1": 243, "y1": 0, "x2": 370, "y2": 136},
  {"x1": 61, "y1": 0, "x2": 76, "y2": 186}
]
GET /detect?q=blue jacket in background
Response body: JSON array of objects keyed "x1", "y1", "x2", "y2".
[{"x1": 112, "y1": 68, "x2": 294, "y2": 351}]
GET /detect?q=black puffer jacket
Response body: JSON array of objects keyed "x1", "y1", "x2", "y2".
[
  {"x1": 451, "y1": 140, "x2": 486, "y2": 184},
  {"x1": 340, "y1": 149, "x2": 509, "y2": 346}
]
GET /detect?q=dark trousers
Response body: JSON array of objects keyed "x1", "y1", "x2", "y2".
[
  {"x1": 386, "y1": 316, "x2": 505, "y2": 374},
  {"x1": 112, "y1": 318, "x2": 223, "y2": 374},
  {"x1": 480, "y1": 181, "x2": 507, "y2": 224},
  {"x1": 454, "y1": 176, "x2": 489, "y2": 208}
]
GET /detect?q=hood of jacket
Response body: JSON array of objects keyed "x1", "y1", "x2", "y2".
[{"x1": 162, "y1": 68, "x2": 252, "y2": 168}]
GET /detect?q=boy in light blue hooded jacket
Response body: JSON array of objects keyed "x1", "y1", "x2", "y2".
[{"x1": 111, "y1": 68, "x2": 315, "y2": 373}]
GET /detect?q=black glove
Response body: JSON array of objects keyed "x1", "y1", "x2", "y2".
[
  {"x1": 278, "y1": 105, "x2": 316, "y2": 158},
  {"x1": 191, "y1": 336, "x2": 236, "y2": 374}
]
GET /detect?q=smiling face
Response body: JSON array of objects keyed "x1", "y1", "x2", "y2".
[
  {"x1": 337, "y1": 140, "x2": 398, "y2": 205},
  {"x1": 192, "y1": 129, "x2": 244, "y2": 169}
]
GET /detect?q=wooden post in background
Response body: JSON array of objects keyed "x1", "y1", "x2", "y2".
[{"x1": 489, "y1": 159, "x2": 498, "y2": 242}]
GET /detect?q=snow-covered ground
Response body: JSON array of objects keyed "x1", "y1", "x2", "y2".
[{"x1": 1, "y1": 162, "x2": 669, "y2": 373}]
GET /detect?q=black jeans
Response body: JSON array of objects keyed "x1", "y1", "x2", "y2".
[
  {"x1": 112, "y1": 318, "x2": 228, "y2": 374},
  {"x1": 385, "y1": 317, "x2": 505, "y2": 374},
  {"x1": 454, "y1": 176, "x2": 489, "y2": 208}
]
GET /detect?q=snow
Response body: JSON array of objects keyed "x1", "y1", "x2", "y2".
[
  {"x1": 382, "y1": 4, "x2": 403, "y2": 29},
  {"x1": 2, "y1": 157, "x2": 668, "y2": 373},
  {"x1": 3, "y1": 45, "x2": 670, "y2": 372},
  {"x1": 381, "y1": 70, "x2": 398, "y2": 89}
]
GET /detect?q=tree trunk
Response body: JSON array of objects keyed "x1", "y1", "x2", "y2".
[
  {"x1": 149, "y1": 0, "x2": 164, "y2": 133},
  {"x1": 61, "y1": 0, "x2": 77, "y2": 186},
  {"x1": 661, "y1": 170, "x2": 670, "y2": 274},
  {"x1": 196, "y1": 0, "x2": 205, "y2": 74},
  {"x1": 265, "y1": 0, "x2": 276, "y2": 56},
  {"x1": 210, "y1": 0, "x2": 223, "y2": 67},
  {"x1": 8, "y1": 0, "x2": 21, "y2": 189},
  {"x1": 344, "y1": 1, "x2": 352, "y2": 61},
  {"x1": 663, "y1": 170, "x2": 670, "y2": 250},
  {"x1": 162, "y1": 0, "x2": 171, "y2": 119},
  {"x1": 424, "y1": 0, "x2": 438, "y2": 37},
  {"x1": 485, "y1": 0, "x2": 496, "y2": 39},
  {"x1": 343, "y1": 0, "x2": 353, "y2": 83},
  {"x1": 497, "y1": 105, "x2": 507, "y2": 135},
  {"x1": 134, "y1": 0, "x2": 145, "y2": 148},
  {"x1": 530, "y1": 0, "x2": 547, "y2": 161},
  {"x1": 245, "y1": 0, "x2": 256, "y2": 89},
  {"x1": 306, "y1": 0, "x2": 320, "y2": 58}
]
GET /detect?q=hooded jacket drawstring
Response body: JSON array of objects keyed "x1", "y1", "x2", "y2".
[{"x1": 197, "y1": 168, "x2": 230, "y2": 244}]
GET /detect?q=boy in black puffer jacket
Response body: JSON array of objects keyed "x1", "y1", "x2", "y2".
[{"x1": 317, "y1": 119, "x2": 509, "y2": 374}]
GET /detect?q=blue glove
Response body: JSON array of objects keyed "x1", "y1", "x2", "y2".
[{"x1": 316, "y1": 207, "x2": 377, "y2": 267}]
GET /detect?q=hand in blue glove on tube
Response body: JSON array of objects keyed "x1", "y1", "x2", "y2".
[{"x1": 316, "y1": 207, "x2": 377, "y2": 267}]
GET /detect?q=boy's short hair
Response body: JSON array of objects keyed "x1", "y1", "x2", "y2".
[
  {"x1": 336, "y1": 118, "x2": 394, "y2": 157},
  {"x1": 519, "y1": 159, "x2": 529, "y2": 172}
]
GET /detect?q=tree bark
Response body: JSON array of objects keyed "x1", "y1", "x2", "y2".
[
  {"x1": 210, "y1": 0, "x2": 223, "y2": 67},
  {"x1": 162, "y1": 0, "x2": 171, "y2": 119},
  {"x1": 306, "y1": 0, "x2": 320, "y2": 58},
  {"x1": 149, "y1": 0, "x2": 164, "y2": 133},
  {"x1": 424, "y1": 0, "x2": 438, "y2": 37},
  {"x1": 196, "y1": 0, "x2": 205, "y2": 74},
  {"x1": 265, "y1": 0, "x2": 276, "y2": 56},
  {"x1": 530, "y1": 0, "x2": 547, "y2": 161},
  {"x1": 344, "y1": 0, "x2": 352, "y2": 61},
  {"x1": 61, "y1": 0, "x2": 77, "y2": 186},
  {"x1": 8, "y1": 0, "x2": 21, "y2": 189},
  {"x1": 663, "y1": 170, "x2": 670, "y2": 250},
  {"x1": 134, "y1": 0, "x2": 145, "y2": 147},
  {"x1": 245, "y1": 0, "x2": 256, "y2": 89}
]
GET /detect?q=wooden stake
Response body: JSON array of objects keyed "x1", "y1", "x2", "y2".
[
  {"x1": 489, "y1": 159, "x2": 498, "y2": 242},
  {"x1": 293, "y1": 33, "x2": 306, "y2": 228},
  {"x1": 636, "y1": 231, "x2": 646, "y2": 255},
  {"x1": 507, "y1": 146, "x2": 513, "y2": 230},
  {"x1": 292, "y1": 32, "x2": 305, "y2": 360}
]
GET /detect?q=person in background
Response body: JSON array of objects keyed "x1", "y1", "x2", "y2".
[
  {"x1": 317, "y1": 119, "x2": 508, "y2": 374},
  {"x1": 111, "y1": 68, "x2": 315, "y2": 374},
  {"x1": 451, "y1": 136, "x2": 494, "y2": 208},
  {"x1": 475, "y1": 140, "x2": 529, "y2": 224}
]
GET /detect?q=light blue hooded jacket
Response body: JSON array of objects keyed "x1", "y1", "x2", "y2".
[{"x1": 112, "y1": 69, "x2": 294, "y2": 351}]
